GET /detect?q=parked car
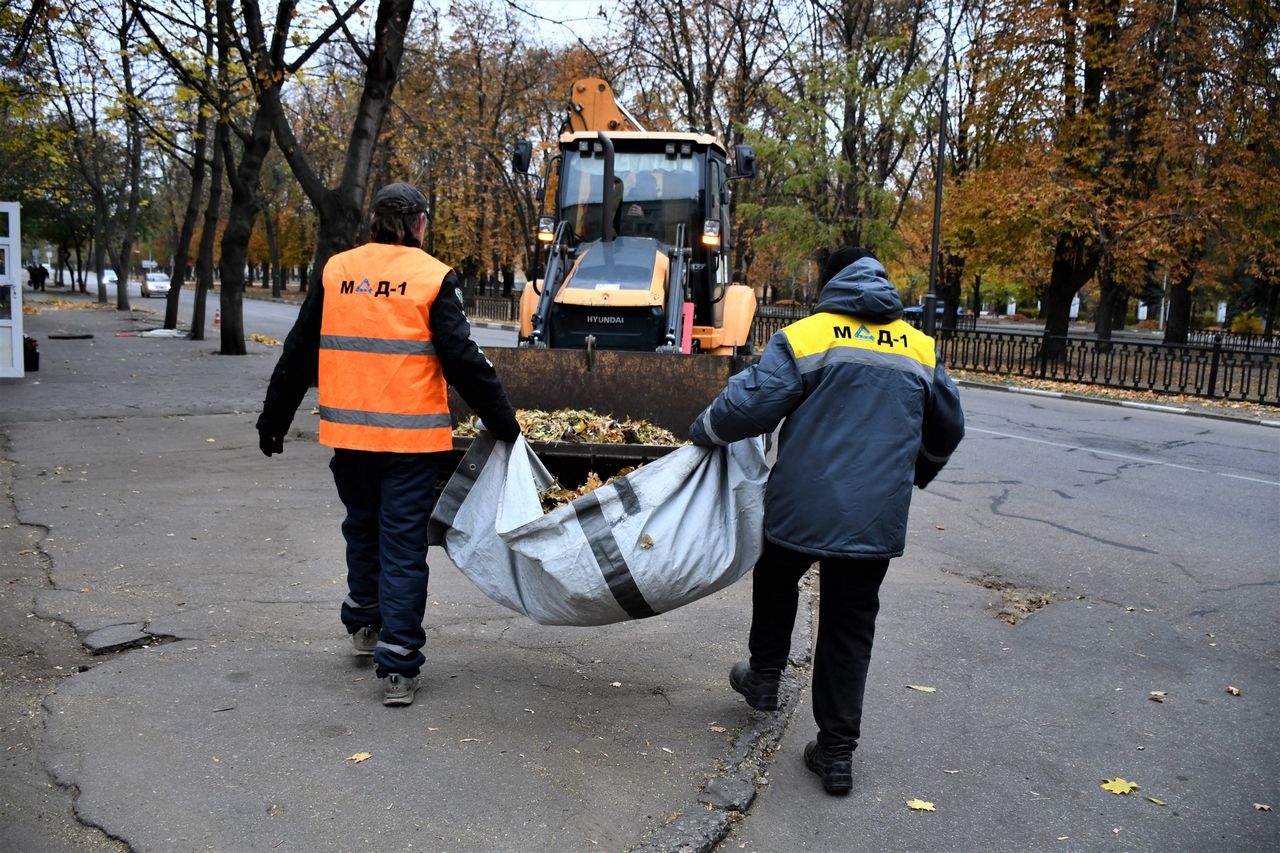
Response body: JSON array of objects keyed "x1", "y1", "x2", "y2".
[{"x1": 141, "y1": 272, "x2": 170, "y2": 298}]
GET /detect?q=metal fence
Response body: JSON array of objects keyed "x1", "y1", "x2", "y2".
[
  {"x1": 1184, "y1": 329, "x2": 1279, "y2": 353},
  {"x1": 463, "y1": 296, "x2": 1278, "y2": 404},
  {"x1": 941, "y1": 330, "x2": 1280, "y2": 404},
  {"x1": 465, "y1": 295, "x2": 521, "y2": 323}
]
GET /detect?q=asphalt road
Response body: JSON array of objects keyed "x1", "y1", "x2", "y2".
[
  {"x1": 722, "y1": 388, "x2": 1279, "y2": 852},
  {"x1": 2, "y1": 297, "x2": 1277, "y2": 852}
]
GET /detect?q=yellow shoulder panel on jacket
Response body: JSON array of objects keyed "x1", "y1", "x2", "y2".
[{"x1": 784, "y1": 312, "x2": 936, "y2": 369}]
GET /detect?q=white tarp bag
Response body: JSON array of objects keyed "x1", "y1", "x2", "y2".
[{"x1": 428, "y1": 433, "x2": 768, "y2": 626}]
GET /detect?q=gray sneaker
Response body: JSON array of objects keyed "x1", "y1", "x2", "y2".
[
  {"x1": 382, "y1": 673, "x2": 421, "y2": 706},
  {"x1": 351, "y1": 626, "x2": 378, "y2": 656}
]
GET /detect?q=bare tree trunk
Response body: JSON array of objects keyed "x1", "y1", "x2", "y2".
[
  {"x1": 940, "y1": 251, "x2": 964, "y2": 333},
  {"x1": 1163, "y1": 265, "x2": 1196, "y2": 345},
  {"x1": 1264, "y1": 276, "x2": 1278, "y2": 340},
  {"x1": 1043, "y1": 232, "x2": 1099, "y2": 357},
  {"x1": 217, "y1": 108, "x2": 273, "y2": 355},
  {"x1": 190, "y1": 119, "x2": 226, "y2": 341},
  {"x1": 244, "y1": 0, "x2": 416, "y2": 292},
  {"x1": 265, "y1": 207, "x2": 282, "y2": 298},
  {"x1": 165, "y1": 101, "x2": 210, "y2": 329}
]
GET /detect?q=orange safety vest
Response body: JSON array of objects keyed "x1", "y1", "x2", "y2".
[{"x1": 317, "y1": 242, "x2": 453, "y2": 453}]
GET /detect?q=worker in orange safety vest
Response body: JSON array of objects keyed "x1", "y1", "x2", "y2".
[{"x1": 257, "y1": 182, "x2": 521, "y2": 706}]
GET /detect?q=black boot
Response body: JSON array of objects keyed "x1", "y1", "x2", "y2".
[
  {"x1": 803, "y1": 740, "x2": 854, "y2": 794},
  {"x1": 729, "y1": 662, "x2": 781, "y2": 711}
]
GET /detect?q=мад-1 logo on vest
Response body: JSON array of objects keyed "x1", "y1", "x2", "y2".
[
  {"x1": 587, "y1": 315, "x2": 625, "y2": 324},
  {"x1": 340, "y1": 279, "x2": 375, "y2": 295}
]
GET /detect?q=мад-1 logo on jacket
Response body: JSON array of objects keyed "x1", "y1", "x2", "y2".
[{"x1": 339, "y1": 279, "x2": 409, "y2": 297}]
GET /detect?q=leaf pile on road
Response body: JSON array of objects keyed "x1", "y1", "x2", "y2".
[
  {"x1": 23, "y1": 298, "x2": 111, "y2": 314},
  {"x1": 455, "y1": 408, "x2": 685, "y2": 445},
  {"x1": 953, "y1": 370, "x2": 1280, "y2": 419}
]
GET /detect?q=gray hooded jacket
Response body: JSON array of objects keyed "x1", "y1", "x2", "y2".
[{"x1": 689, "y1": 257, "x2": 964, "y2": 559}]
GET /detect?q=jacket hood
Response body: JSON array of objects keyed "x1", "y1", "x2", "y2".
[{"x1": 815, "y1": 257, "x2": 903, "y2": 322}]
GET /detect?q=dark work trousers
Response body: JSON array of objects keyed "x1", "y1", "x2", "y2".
[
  {"x1": 748, "y1": 539, "x2": 890, "y2": 748},
  {"x1": 330, "y1": 449, "x2": 439, "y2": 679}
]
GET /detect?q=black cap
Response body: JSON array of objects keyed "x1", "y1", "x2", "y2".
[
  {"x1": 370, "y1": 182, "x2": 428, "y2": 215},
  {"x1": 821, "y1": 246, "x2": 875, "y2": 286}
]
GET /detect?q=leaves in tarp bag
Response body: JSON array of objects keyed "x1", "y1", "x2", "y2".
[
  {"x1": 1102, "y1": 778, "x2": 1139, "y2": 795},
  {"x1": 538, "y1": 468, "x2": 641, "y2": 513},
  {"x1": 455, "y1": 409, "x2": 685, "y2": 445},
  {"x1": 906, "y1": 799, "x2": 936, "y2": 811}
]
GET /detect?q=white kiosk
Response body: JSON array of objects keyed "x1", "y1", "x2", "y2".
[{"x1": 0, "y1": 202, "x2": 24, "y2": 378}]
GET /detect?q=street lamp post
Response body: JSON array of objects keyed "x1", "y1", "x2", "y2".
[{"x1": 924, "y1": 3, "x2": 955, "y2": 339}]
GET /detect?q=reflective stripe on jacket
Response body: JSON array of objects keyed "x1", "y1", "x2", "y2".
[{"x1": 318, "y1": 243, "x2": 453, "y2": 453}]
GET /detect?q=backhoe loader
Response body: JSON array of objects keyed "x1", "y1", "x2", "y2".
[{"x1": 448, "y1": 79, "x2": 760, "y2": 440}]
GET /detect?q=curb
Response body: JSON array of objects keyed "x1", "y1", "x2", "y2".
[
  {"x1": 956, "y1": 379, "x2": 1280, "y2": 429},
  {"x1": 632, "y1": 574, "x2": 817, "y2": 853}
]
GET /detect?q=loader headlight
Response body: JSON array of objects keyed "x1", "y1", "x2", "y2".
[
  {"x1": 701, "y1": 218, "x2": 721, "y2": 247},
  {"x1": 537, "y1": 215, "x2": 556, "y2": 243}
]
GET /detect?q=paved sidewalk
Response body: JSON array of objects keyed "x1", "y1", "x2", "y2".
[{"x1": 2, "y1": 294, "x2": 1277, "y2": 853}]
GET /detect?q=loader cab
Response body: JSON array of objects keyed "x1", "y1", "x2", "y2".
[
  {"x1": 553, "y1": 132, "x2": 731, "y2": 336},
  {"x1": 516, "y1": 129, "x2": 755, "y2": 354}
]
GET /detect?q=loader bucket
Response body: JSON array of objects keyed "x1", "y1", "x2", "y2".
[{"x1": 448, "y1": 347, "x2": 759, "y2": 440}]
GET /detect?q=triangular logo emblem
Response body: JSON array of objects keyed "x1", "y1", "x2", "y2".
[{"x1": 855, "y1": 324, "x2": 875, "y2": 340}]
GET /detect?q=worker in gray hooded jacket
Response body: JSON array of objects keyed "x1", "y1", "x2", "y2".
[{"x1": 689, "y1": 247, "x2": 964, "y2": 795}]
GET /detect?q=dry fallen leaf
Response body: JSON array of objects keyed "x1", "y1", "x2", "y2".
[
  {"x1": 906, "y1": 685, "x2": 937, "y2": 693},
  {"x1": 1148, "y1": 695, "x2": 1164, "y2": 704},
  {"x1": 346, "y1": 752, "x2": 371, "y2": 763},
  {"x1": 1255, "y1": 804, "x2": 1272, "y2": 812},
  {"x1": 460, "y1": 738, "x2": 481, "y2": 743},
  {"x1": 906, "y1": 799, "x2": 936, "y2": 811},
  {"x1": 206, "y1": 438, "x2": 216, "y2": 443},
  {"x1": 1226, "y1": 686, "x2": 1242, "y2": 696},
  {"x1": 1102, "y1": 778, "x2": 1140, "y2": 795},
  {"x1": 17, "y1": 549, "x2": 33, "y2": 556},
  {"x1": 710, "y1": 726, "x2": 727, "y2": 733},
  {"x1": 1145, "y1": 797, "x2": 1167, "y2": 806},
  {"x1": 935, "y1": 525, "x2": 945, "y2": 531},
  {"x1": 640, "y1": 534, "x2": 654, "y2": 549},
  {"x1": 611, "y1": 681, "x2": 622, "y2": 688}
]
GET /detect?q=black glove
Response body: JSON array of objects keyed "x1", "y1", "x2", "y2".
[
  {"x1": 259, "y1": 430, "x2": 284, "y2": 457},
  {"x1": 913, "y1": 454, "x2": 944, "y2": 489}
]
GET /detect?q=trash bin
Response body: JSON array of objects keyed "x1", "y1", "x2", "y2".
[{"x1": 23, "y1": 335, "x2": 38, "y2": 372}]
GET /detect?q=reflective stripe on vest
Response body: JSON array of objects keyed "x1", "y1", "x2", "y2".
[
  {"x1": 318, "y1": 243, "x2": 454, "y2": 453},
  {"x1": 783, "y1": 312, "x2": 937, "y2": 384}
]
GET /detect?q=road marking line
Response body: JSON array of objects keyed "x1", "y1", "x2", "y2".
[{"x1": 968, "y1": 427, "x2": 1280, "y2": 487}]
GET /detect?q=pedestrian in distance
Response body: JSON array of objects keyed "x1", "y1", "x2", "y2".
[
  {"x1": 28, "y1": 264, "x2": 48, "y2": 292},
  {"x1": 688, "y1": 246, "x2": 965, "y2": 794},
  {"x1": 257, "y1": 182, "x2": 522, "y2": 706}
]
